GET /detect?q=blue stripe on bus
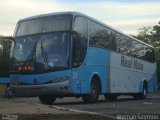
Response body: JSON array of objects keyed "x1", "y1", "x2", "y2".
[
  {"x1": 147, "y1": 73, "x2": 157, "y2": 92},
  {"x1": 138, "y1": 72, "x2": 157, "y2": 93},
  {"x1": 0, "y1": 77, "x2": 10, "y2": 84},
  {"x1": 71, "y1": 47, "x2": 110, "y2": 94},
  {"x1": 10, "y1": 71, "x2": 66, "y2": 85}
]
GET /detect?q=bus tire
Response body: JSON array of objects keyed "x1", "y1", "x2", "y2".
[
  {"x1": 134, "y1": 82, "x2": 148, "y2": 99},
  {"x1": 140, "y1": 82, "x2": 148, "y2": 99},
  {"x1": 39, "y1": 95, "x2": 56, "y2": 105},
  {"x1": 104, "y1": 94, "x2": 117, "y2": 101},
  {"x1": 82, "y1": 79, "x2": 100, "y2": 103}
]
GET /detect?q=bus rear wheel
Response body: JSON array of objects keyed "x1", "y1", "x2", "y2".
[
  {"x1": 141, "y1": 82, "x2": 148, "y2": 99},
  {"x1": 39, "y1": 95, "x2": 56, "y2": 105},
  {"x1": 134, "y1": 82, "x2": 148, "y2": 99},
  {"x1": 82, "y1": 79, "x2": 100, "y2": 103}
]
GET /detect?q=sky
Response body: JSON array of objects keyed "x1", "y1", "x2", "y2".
[{"x1": 0, "y1": 0, "x2": 160, "y2": 36}]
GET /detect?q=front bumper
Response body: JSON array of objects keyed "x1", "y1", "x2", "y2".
[{"x1": 10, "y1": 80, "x2": 71, "y2": 97}]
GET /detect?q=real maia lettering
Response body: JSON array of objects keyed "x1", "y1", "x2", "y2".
[{"x1": 121, "y1": 56, "x2": 143, "y2": 71}]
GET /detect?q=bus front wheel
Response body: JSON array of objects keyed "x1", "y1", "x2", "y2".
[
  {"x1": 82, "y1": 79, "x2": 100, "y2": 103},
  {"x1": 39, "y1": 95, "x2": 56, "y2": 105}
]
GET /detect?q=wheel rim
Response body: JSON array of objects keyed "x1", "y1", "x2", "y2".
[
  {"x1": 91, "y1": 85, "x2": 98, "y2": 98},
  {"x1": 143, "y1": 86, "x2": 147, "y2": 97}
]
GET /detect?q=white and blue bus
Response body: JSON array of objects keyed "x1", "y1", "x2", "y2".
[{"x1": 10, "y1": 12, "x2": 157, "y2": 104}]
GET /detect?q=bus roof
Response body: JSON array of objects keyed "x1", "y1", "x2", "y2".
[
  {"x1": 18, "y1": 11, "x2": 81, "y2": 22},
  {"x1": 18, "y1": 11, "x2": 154, "y2": 49}
]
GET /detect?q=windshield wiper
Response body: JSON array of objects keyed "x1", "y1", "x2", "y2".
[
  {"x1": 40, "y1": 39, "x2": 49, "y2": 70},
  {"x1": 23, "y1": 41, "x2": 38, "y2": 66}
]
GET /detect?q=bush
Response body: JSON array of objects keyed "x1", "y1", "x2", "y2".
[{"x1": 0, "y1": 36, "x2": 12, "y2": 77}]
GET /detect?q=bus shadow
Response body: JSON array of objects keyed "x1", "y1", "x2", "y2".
[
  {"x1": 53, "y1": 97, "x2": 137, "y2": 106},
  {"x1": 53, "y1": 94, "x2": 160, "y2": 105}
]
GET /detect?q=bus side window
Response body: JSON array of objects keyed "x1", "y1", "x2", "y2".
[
  {"x1": 72, "y1": 33, "x2": 81, "y2": 67},
  {"x1": 144, "y1": 47, "x2": 155, "y2": 62},
  {"x1": 73, "y1": 16, "x2": 88, "y2": 68}
]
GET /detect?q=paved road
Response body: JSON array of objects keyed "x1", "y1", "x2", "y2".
[
  {"x1": 1, "y1": 91, "x2": 160, "y2": 119},
  {"x1": 53, "y1": 91, "x2": 160, "y2": 117}
]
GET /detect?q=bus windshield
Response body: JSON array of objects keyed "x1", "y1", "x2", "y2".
[
  {"x1": 11, "y1": 14, "x2": 72, "y2": 73},
  {"x1": 11, "y1": 31, "x2": 70, "y2": 73}
]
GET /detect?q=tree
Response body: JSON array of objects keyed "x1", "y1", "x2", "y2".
[
  {"x1": 0, "y1": 36, "x2": 12, "y2": 77},
  {"x1": 132, "y1": 21, "x2": 160, "y2": 85}
]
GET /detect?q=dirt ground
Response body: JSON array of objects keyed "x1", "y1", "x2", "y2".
[
  {"x1": 1, "y1": 91, "x2": 160, "y2": 120},
  {"x1": 0, "y1": 97, "x2": 111, "y2": 120},
  {"x1": 0, "y1": 114, "x2": 110, "y2": 120}
]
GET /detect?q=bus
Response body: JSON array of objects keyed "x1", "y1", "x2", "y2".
[
  {"x1": 10, "y1": 12, "x2": 157, "y2": 104},
  {"x1": 0, "y1": 78, "x2": 10, "y2": 96}
]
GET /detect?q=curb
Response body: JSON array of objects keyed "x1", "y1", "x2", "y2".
[{"x1": 50, "y1": 105, "x2": 116, "y2": 119}]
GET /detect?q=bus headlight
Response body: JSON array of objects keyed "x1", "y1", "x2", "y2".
[{"x1": 51, "y1": 76, "x2": 70, "y2": 83}]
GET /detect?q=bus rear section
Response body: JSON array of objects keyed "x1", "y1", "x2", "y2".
[{"x1": 109, "y1": 52, "x2": 157, "y2": 99}]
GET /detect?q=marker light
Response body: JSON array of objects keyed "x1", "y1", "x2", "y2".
[{"x1": 17, "y1": 66, "x2": 34, "y2": 71}]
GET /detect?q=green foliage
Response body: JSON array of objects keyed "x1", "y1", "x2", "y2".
[
  {"x1": 0, "y1": 36, "x2": 12, "y2": 77},
  {"x1": 132, "y1": 21, "x2": 160, "y2": 83}
]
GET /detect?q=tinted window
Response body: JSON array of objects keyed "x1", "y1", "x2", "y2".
[
  {"x1": 16, "y1": 15, "x2": 72, "y2": 36},
  {"x1": 130, "y1": 41, "x2": 143, "y2": 58},
  {"x1": 89, "y1": 21, "x2": 116, "y2": 50},
  {"x1": 115, "y1": 34, "x2": 128, "y2": 54},
  {"x1": 143, "y1": 46, "x2": 155, "y2": 62},
  {"x1": 115, "y1": 33, "x2": 155, "y2": 63},
  {"x1": 36, "y1": 32, "x2": 70, "y2": 72},
  {"x1": 87, "y1": 19, "x2": 155, "y2": 63},
  {"x1": 12, "y1": 32, "x2": 70, "y2": 73},
  {"x1": 73, "y1": 17, "x2": 88, "y2": 67}
]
